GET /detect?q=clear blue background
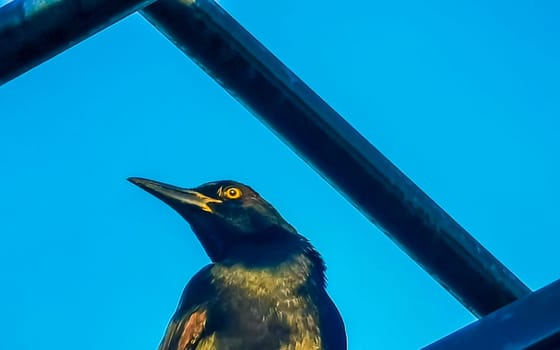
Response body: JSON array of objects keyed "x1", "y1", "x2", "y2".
[{"x1": 1, "y1": 1, "x2": 559, "y2": 349}]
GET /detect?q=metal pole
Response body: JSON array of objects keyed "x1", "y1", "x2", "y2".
[
  {"x1": 141, "y1": 0, "x2": 530, "y2": 317},
  {"x1": 0, "y1": 0, "x2": 156, "y2": 85},
  {"x1": 422, "y1": 279, "x2": 560, "y2": 350}
]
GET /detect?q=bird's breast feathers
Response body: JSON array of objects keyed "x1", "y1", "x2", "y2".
[
  {"x1": 211, "y1": 254, "x2": 313, "y2": 295},
  {"x1": 208, "y1": 256, "x2": 323, "y2": 350}
]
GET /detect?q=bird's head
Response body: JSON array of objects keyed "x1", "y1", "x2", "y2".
[{"x1": 128, "y1": 177, "x2": 309, "y2": 264}]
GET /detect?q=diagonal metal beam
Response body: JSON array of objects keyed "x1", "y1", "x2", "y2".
[
  {"x1": 0, "y1": 0, "x2": 156, "y2": 85},
  {"x1": 0, "y1": 0, "x2": 532, "y2": 318},
  {"x1": 423, "y1": 279, "x2": 560, "y2": 350},
  {"x1": 140, "y1": 0, "x2": 530, "y2": 317}
]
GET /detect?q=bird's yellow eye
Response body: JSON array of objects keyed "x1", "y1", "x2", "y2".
[{"x1": 223, "y1": 187, "x2": 243, "y2": 200}]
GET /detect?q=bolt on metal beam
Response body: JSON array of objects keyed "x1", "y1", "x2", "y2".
[{"x1": 141, "y1": 0, "x2": 530, "y2": 317}]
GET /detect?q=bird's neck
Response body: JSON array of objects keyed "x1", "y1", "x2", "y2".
[{"x1": 218, "y1": 229, "x2": 326, "y2": 288}]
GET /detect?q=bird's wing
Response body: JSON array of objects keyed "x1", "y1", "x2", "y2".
[
  {"x1": 158, "y1": 265, "x2": 216, "y2": 350},
  {"x1": 158, "y1": 308, "x2": 207, "y2": 350}
]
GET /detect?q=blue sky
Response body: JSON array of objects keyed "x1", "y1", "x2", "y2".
[{"x1": 1, "y1": 1, "x2": 559, "y2": 349}]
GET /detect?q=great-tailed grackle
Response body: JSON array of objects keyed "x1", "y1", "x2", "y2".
[{"x1": 128, "y1": 178, "x2": 346, "y2": 350}]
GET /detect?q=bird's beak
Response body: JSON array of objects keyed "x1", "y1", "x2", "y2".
[{"x1": 127, "y1": 177, "x2": 222, "y2": 213}]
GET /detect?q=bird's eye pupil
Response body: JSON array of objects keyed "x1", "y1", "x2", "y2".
[{"x1": 223, "y1": 187, "x2": 242, "y2": 199}]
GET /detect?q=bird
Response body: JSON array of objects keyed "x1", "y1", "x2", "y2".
[{"x1": 128, "y1": 177, "x2": 347, "y2": 350}]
